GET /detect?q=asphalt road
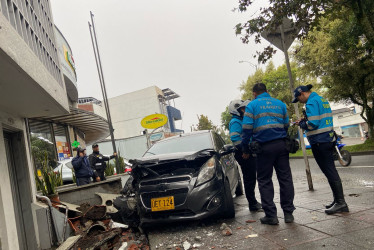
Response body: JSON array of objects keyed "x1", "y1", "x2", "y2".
[
  {"x1": 290, "y1": 155, "x2": 374, "y2": 188},
  {"x1": 146, "y1": 155, "x2": 374, "y2": 250}
]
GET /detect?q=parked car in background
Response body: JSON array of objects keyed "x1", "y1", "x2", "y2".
[
  {"x1": 114, "y1": 130, "x2": 244, "y2": 227},
  {"x1": 54, "y1": 157, "x2": 74, "y2": 184}
]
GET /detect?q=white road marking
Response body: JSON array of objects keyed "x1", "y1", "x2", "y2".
[{"x1": 337, "y1": 166, "x2": 374, "y2": 169}]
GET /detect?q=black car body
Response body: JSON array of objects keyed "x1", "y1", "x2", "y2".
[{"x1": 115, "y1": 130, "x2": 243, "y2": 226}]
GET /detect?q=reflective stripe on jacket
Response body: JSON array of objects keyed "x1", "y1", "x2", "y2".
[
  {"x1": 229, "y1": 115, "x2": 243, "y2": 146},
  {"x1": 242, "y1": 92, "x2": 289, "y2": 146},
  {"x1": 300, "y1": 92, "x2": 334, "y2": 144}
]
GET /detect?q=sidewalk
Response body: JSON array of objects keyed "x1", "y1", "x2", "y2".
[{"x1": 147, "y1": 156, "x2": 374, "y2": 249}]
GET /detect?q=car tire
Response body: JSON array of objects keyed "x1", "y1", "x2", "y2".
[
  {"x1": 235, "y1": 168, "x2": 244, "y2": 196},
  {"x1": 223, "y1": 179, "x2": 235, "y2": 219}
]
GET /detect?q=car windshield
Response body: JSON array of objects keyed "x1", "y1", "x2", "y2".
[{"x1": 144, "y1": 133, "x2": 213, "y2": 156}]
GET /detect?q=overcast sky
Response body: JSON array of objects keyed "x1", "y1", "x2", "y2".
[{"x1": 51, "y1": 0, "x2": 283, "y2": 132}]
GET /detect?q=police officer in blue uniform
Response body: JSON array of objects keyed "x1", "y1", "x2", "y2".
[
  {"x1": 241, "y1": 83, "x2": 295, "y2": 225},
  {"x1": 228, "y1": 99, "x2": 262, "y2": 212},
  {"x1": 293, "y1": 85, "x2": 349, "y2": 214}
]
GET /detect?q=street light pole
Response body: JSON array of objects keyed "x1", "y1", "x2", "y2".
[
  {"x1": 89, "y1": 12, "x2": 119, "y2": 173},
  {"x1": 239, "y1": 60, "x2": 258, "y2": 71},
  {"x1": 279, "y1": 24, "x2": 314, "y2": 191}
]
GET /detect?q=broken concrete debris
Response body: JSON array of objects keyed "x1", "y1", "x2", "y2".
[
  {"x1": 55, "y1": 203, "x2": 149, "y2": 250},
  {"x1": 220, "y1": 223, "x2": 232, "y2": 236}
]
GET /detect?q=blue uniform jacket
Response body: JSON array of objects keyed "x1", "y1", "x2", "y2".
[
  {"x1": 241, "y1": 92, "x2": 289, "y2": 151},
  {"x1": 299, "y1": 92, "x2": 334, "y2": 144},
  {"x1": 72, "y1": 156, "x2": 94, "y2": 178},
  {"x1": 229, "y1": 115, "x2": 243, "y2": 148}
]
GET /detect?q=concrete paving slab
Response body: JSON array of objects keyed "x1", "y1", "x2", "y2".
[
  {"x1": 347, "y1": 208, "x2": 374, "y2": 224},
  {"x1": 234, "y1": 215, "x2": 297, "y2": 235},
  {"x1": 288, "y1": 236, "x2": 361, "y2": 250},
  {"x1": 335, "y1": 226, "x2": 374, "y2": 249},
  {"x1": 279, "y1": 207, "x2": 336, "y2": 225},
  {"x1": 305, "y1": 216, "x2": 373, "y2": 236},
  {"x1": 261, "y1": 225, "x2": 330, "y2": 248},
  {"x1": 314, "y1": 204, "x2": 370, "y2": 215}
]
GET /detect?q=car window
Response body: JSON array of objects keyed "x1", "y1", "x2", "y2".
[
  {"x1": 212, "y1": 132, "x2": 224, "y2": 150},
  {"x1": 144, "y1": 133, "x2": 213, "y2": 156}
]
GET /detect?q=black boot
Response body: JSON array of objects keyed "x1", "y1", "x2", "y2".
[
  {"x1": 325, "y1": 201, "x2": 335, "y2": 209},
  {"x1": 249, "y1": 202, "x2": 263, "y2": 212},
  {"x1": 325, "y1": 181, "x2": 349, "y2": 215},
  {"x1": 325, "y1": 181, "x2": 336, "y2": 209}
]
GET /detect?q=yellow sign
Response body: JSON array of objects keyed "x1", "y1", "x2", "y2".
[
  {"x1": 63, "y1": 45, "x2": 76, "y2": 73},
  {"x1": 141, "y1": 114, "x2": 168, "y2": 129}
]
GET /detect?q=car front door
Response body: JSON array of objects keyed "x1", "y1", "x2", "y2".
[{"x1": 212, "y1": 132, "x2": 237, "y2": 192}]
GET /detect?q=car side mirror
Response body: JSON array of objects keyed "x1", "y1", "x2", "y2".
[{"x1": 219, "y1": 144, "x2": 236, "y2": 156}]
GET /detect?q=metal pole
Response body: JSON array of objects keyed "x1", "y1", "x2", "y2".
[
  {"x1": 280, "y1": 25, "x2": 314, "y2": 191},
  {"x1": 89, "y1": 12, "x2": 119, "y2": 173}
]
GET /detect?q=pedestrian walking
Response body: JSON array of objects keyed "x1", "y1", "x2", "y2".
[
  {"x1": 228, "y1": 99, "x2": 262, "y2": 212},
  {"x1": 241, "y1": 83, "x2": 295, "y2": 225},
  {"x1": 293, "y1": 84, "x2": 349, "y2": 214},
  {"x1": 89, "y1": 143, "x2": 117, "y2": 182},
  {"x1": 72, "y1": 148, "x2": 99, "y2": 186}
]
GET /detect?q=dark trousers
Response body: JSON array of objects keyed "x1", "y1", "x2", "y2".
[
  {"x1": 94, "y1": 170, "x2": 106, "y2": 182},
  {"x1": 234, "y1": 151, "x2": 258, "y2": 206},
  {"x1": 76, "y1": 177, "x2": 91, "y2": 186},
  {"x1": 311, "y1": 142, "x2": 341, "y2": 182},
  {"x1": 256, "y1": 139, "x2": 295, "y2": 218}
]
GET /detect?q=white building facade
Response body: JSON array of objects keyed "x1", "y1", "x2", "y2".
[
  {"x1": 0, "y1": 1, "x2": 109, "y2": 248},
  {"x1": 108, "y1": 86, "x2": 182, "y2": 139},
  {"x1": 331, "y1": 103, "x2": 368, "y2": 138}
]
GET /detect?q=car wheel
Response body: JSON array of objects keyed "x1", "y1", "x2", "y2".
[
  {"x1": 235, "y1": 168, "x2": 244, "y2": 196},
  {"x1": 223, "y1": 179, "x2": 235, "y2": 219}
]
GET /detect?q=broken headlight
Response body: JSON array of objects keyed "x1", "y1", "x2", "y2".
[{"x1": 196, "y1": 157, "x2": 216, "y2": 186}]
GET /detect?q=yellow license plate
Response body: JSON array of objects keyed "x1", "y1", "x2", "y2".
[{"x1": 151, "y1": 196, "x2": 175, "y2": 212}]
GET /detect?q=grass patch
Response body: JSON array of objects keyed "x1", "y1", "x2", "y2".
[
  {"x1": 290, "y1": 149, "x2": 313, "y2": 157},
  {"x1": 289, "y1": 139, "x2": 374, "y2": 157},
  {"x1": 344, "y1": 139, "x2": 374, "y2": 153}
]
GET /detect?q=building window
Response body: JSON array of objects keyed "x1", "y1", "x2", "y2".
[
  {"x1": 28, "y1": 119, "x2": 57, "y2": 169},
  {"x1": 53, "y1": 124, "x2": 72, "y2": 161}
]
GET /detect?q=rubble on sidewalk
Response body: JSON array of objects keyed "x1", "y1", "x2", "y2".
[{"x1": 55, "y1": 203, "x2": 149, "y2": 250}]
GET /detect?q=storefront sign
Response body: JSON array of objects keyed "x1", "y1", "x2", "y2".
[
  {"x1": 64, "y1": 45, "x2": 76, "y2": 73},
  {"x1": 141, "y1": 114, "x2": 168, "y2": 129},
  {"x1": 56, "y1": 141, "x2": 71, "y2": 161}
]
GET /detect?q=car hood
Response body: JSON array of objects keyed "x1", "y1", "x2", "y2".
[
  {"x1": 137, "y1": 149, "x2": 216, "y2": 163},
  {"x1": 130, "y1": 149, "x2": 217, "y2": 181}
]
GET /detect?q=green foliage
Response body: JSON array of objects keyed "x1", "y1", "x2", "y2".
[
  {"x1": 72, "y1": 169, "x2": 76, "y2": 184},
  {"x1": 240, "y1": 61, "x2": 317, "y2": 118},
  {"x1": 221, "y1": 106, "x2": 231, "y2": 131},
  {"x1": 235, "y1": 0, "x2": 374, "y2": 64},
  {"x1": 105, "y1": 163, "x2": 115, "y2": 177},
  {"x1": 344, "y1": 139, "x2": 374, "y2": 153},
  {"x1": 239, "y1": 67, "x2": 265, "y2": 100},
  {"x1": 216, "y1": 127, "x2": 231, "y2": 144},
  {"x1": 34, "y1": 153, "x2": 63, "y2": 196},
  {"x1": 31, "y1": 136, "x2": 57, "y2": 169},
  {"x1": 294, "y1": 13, "x2": 374, "y2": 139},
  {"x1": 196, "y1": 115, "x2": 216, "y2": 131},
  {"x1": 115, "y1": 155, "x2": 126, "y2": 174}
]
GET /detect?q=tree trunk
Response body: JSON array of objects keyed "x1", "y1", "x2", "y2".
[
  {"x1": 366, "y1": 108, "x2": 374, "y2": 141},
  {"x1": 352, "y1": 0, "x2": 374, "y2": 50}
]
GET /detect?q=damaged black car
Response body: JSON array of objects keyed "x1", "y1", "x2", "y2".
[{"x1": 114, "y1": 130, "x2": 244, "y2": 227}]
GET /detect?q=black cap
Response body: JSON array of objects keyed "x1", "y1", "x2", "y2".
[
  {"x1": 92, "y1": 143, "x2": 99, "y2": 149},
  {"x1": 292, "y1": 84, "x2": 313, "y2": 103},
  {"x1": 77, "y1": 147, "x2": 86, "y2": 153}
]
